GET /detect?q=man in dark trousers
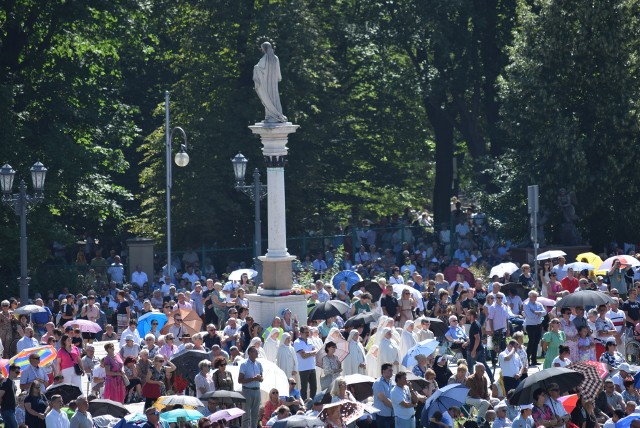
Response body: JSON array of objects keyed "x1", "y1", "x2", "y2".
[
  {"x1": 466, "y1": 310, "x2": 494, "y2": 384},
  {"x1": 0, "y1": 364, "x2": 20, "y2": 428}
]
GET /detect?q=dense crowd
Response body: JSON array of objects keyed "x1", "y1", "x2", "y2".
[{"x1": 1, "y1": 209, "x2": 640, "y2": 428}]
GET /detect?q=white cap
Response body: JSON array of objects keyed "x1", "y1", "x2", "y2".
[
  {"x1": 619, "y1": 363, "x2": 633, "y2": 373},
  {"x1": 520, "y1": 404, "x2": 533, "y2": 410},
  {"x1": 125, "y1": 335, "x2": 134, "y2": 341},
  {"x1": 353, "y1": 290, "x2": 363, "y2": 297},
  {"x1": 494, "y1": 401, "x2": 507, "y2": 410}
]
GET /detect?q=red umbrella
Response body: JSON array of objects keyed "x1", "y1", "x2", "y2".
[
  {"x1": 581, "y1": 361, "x2": 609, "y2": 380},
  {"x1": 443, "y1": 266, "x2": 475, "y2": 284},
  {"x1": 559, "y1": 394, "x2": 579, "y2": 413}
]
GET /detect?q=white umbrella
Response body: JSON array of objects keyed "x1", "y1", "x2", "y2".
[
  {"x1": 226, "y1": 357, "x2": 289, "y2": 403},
  {"x1": 599, "y1": 255, "x2": 640, "y2": 271},
  {"x1": 228, "y1": 269, "x2": 258, "y2": 281},
  {"x1": 391, "y1": 284, "x2": 424, "y2": 311},
  {"x1": 489, "y1": 262, "x2": 519, "y2": 279},
  {"x1": 15, "y1": 305, "x2": 47, "y2": 315},
  {"x1": 157, "y1": 395, "x2": 204, "y2": 408},
  {"x1": 536, "y1": 250, "x2": 567, "y2": 261},
  {"x1": 566, "y1": 262, "x2": 595, "y2": 271}
]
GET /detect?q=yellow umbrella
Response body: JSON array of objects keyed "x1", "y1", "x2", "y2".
[{"x1": 576, "y1": 252, "x2": 605, "y2": 275}]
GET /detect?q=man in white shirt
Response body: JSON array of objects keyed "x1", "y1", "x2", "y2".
[
  {"x1": 314, "y1": 281, "x2": 330, "y2": 303},
  {"x1": 607, "y1": 298, "x2": 626, "y2": 334},
  {"x1": 17, "y1": 327, "x2": 39, "y2": 353},
  {"x1": 45, "y1": 394, "x2": 70, "y2": 428},
  {"x1": 545, "y1": 383, "x2": 569, "y2": 428},
  {"x1": 293, "y1": 326, "x2": 318, "y2": 400},
  {"x1": 118, "y1": 320, "x2": 141, "y2": 347},
  {"x1": 499, "y1": 340, "x2": 524, "y2": 394},
  {"x1": 182, "y1": 265, "x2": 199, "y2": 285},
  {"x1": 390, "y1": 371, "x2": 424, "y2": 428},
  {"x1": 489, "y1": 293, "x2": 510, "y2": 365},
  {"x1": 552, "y1": 256, "x2": 568, "y2": 281},
  {"x1": 130, "y1": 265, "x2": 149, "y2": 287}
]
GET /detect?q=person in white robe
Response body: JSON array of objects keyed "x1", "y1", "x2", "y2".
[
  {"x1": 244, "y1": 337, "x2": 266, "y2": 359},
  {"x1": 276, "y1": 333, "x2": 298, "y2": 380},
  {"x1": 264, "y1": 328, "x2": 280, "y2": 362},
  {"x1": 342, "y1": 330, "x2": 366, "y2": 376},
  {"x1": 366, "y1": 345, "x2": 381, "y2": 378},
  {"x1": 400, "y1": 320, "x2": 417, "y2": 362},
  {"x1": 378, "y1": 327, "x2": 401, "y2": 373}
]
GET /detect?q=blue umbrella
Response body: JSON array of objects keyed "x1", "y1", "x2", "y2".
[
  {"x1": 402, "y1": 339, "x2": 439, "y2": 367},
  {"x1": 420, "y1": 383, "x2": 469, "y2": 422},
  {"x1": 331, "y1": 270, "x2": 362, "y2": 289},
  {"x1": 634, "y1": 371, "x2": 640, "y2": 389},
  {"x1": 160, "y1": 409, "x2": 203, "y2": 423},
  {"x1": 137, "y1": 312, "x2": 168, "y2": 337},
  {"x1": 616, "y1": 412, "x2": 640, "y2": 428}
]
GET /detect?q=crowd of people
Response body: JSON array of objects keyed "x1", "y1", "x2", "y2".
[{"x1": 1, "y1": 207, "x2": 640, "y2": 428}]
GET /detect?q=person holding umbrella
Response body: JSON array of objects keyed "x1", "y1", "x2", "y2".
[
  {"x1": 320, "y1": 341, "x2": 342, "y2": 391},
  {"x1": 523, "y1": 291, "x2": 546, "y2": 367}
]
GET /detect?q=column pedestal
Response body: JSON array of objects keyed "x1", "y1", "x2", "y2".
[{"x1": 246, "y1": 293, "x2": 308, "y2": 329}]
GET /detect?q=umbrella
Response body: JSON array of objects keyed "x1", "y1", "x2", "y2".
[
  {"x1": 208, "y1": 408, "x2": 245, "y2": 422},
  {"x1": 567, "y1": 361, "x2": 605, "y2": 401},
  {"x1": 315, "y1": 335, "x2": 350, "y2": 368},
  {"x1": 89, "y1": 399, "x2": 130, "y2": 418},
  {"x1": 406, "y1": 372, "x2": 428, "y2": 391},
  {"x1": 228, "y1": 268, "x2": 258, "y2": 281},
  {"x1": 343, "y1": 374, "x2": 376, "y2": 402},
  {"x1": 272, "y1": 415, "x2": 325, "y2": 428},
  {"x1": 580, "y1": 360, "x2": 609, "y2": 380},
  {"x1": 331, "y1": 271, "x2": 362, "y2": 289},
  {"x1": 226, "y1": 358, "x2": 289, "y2": 404},
  {"x1": 319, "y1": 400, "x2": 366, "y2": 425},
  {"x1": 170, "y1": 350, "x2": 210, "y2": 383},
  {"x1": 489, "y1": 263, "x2": 519, "y2": 279},
  {"x1": 443, "y1": 266, "x2": 474, "y2": 284},
  {"x1": 160, "y1": 409, "x2": 203, "y2": 423},
  {"x1": 14, "y1": 304, "x2": 47, "y2": 315},
  {"x1": 420, "y1": 383, "x2": 470, "y2": 422},
  {"x1": 111, "y1": 413, "x2": 149, "y2": 428},
  {"x1": 348, "y1": 280, "x2": 383, "y2": 302},
  {"x1": 501, "y1": 282, "x2": 529, "y2": 300},
  {"x1": 308, "y1": 300, "x2": 350, "y2": 321},
  {"x1": 93, "y1": 414, "x2": 123, "y2": 428},
  {"x1": 509, "y1": 368, "x2": 584, "y2": 405},
  {"x1": 137, "y1": 312, "x2": 168, "y2": 337},
  {"x1": 524, "y1": 296, "x2": 556, "y2": 307},
  {"x1": 576, "y1": 252, "x2": 605, "y2": 275},
  {"x1": 392, "y1": 284, "x2": 422, "y2": 306},
  {"x1": 559, "y1": 394, "x2": 579, "y2": 413},
  {"x1": 344, "y1": 312, "x2": 380, "y2": 329},
  {"x1": 0, "y1": 359, "x2": 8, "y2": 377},
  {"x1": 45, "y1": 383, "x2": 82, "y2": 404},
  {"x1": 423, "y1": 317, "x2": 448, "y2": 337},
  {"x1": 156, "y1": 395, "x2": 203, "y2": 408},
  {"x1": 402, "y1": 339, "x2": 439, "y2": 367},
  {"x1": 566, "y1": 262, "x2": 595, "y2": 272},
  {"x1": 161, "y1": 311, "x2": 203, "y2": 336},
  {"x1": 64, "y1": 319, "x2": 102, "y2": 333},
  {"x1": 201, "y1": 390, "x2": 246, "y2": 403},
  {"x1": 600, "y1": 255, "x2": 640, "y2": 271},
  {"x1": 9, "y1": 345, "x2": 57, "y2": 371},
  {"x1": 555, "y1": 290, "x2": 614, "y2": 309},
  {"x1": 536, "y1": 250, "x2": 567, "y2": 261},
  {"x1": 616, "y1": 412, "x2": 640, "y2": 428}
]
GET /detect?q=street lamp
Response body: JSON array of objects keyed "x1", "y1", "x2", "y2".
[
  {"x1": 0, "y1": 161, "x2": 47, "y2": 305},
  {"x1": 165, "y1": 91, "x2": 190, "y2": 282},
  {"x1": 231, "y1": 152, "x2": 267, "y2": 283}
]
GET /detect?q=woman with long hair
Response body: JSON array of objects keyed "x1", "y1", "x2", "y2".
[{"x1": 56, "y1": 334, "x2": 82, "y2": 388}]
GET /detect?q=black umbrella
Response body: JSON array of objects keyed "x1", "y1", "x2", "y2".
[
  {"x1": 201, "y1": 390, "x2": 246, "y2": 403},
  {"x1": 343, "y1": 374, "x2": 375, "y2": 402},
  {"x1": 502, "y1": 282, "x2": 528, "y2": 300},
  {"x1": 348, "y1": 280, "x2": 383, "y2": 302},
  {"x1": 44, "y1": 383, "x2": 82, "y2": 404},
  {"x1": 170, "y1": 349, "x2": 211, "y2": 383},
  {"x1": 406, "y1": 372, "x2": 429, "y2": 390},
  {"x1": 509, "y1": 368, "x2": 584, "y2": 405},
  {"x1": 424, "y1": 317, "x2": 447, "y2": 337},
  {"x1": 344, "y1": 312, "x2": 380, "y2": 329},
  {"x1": 88, "y1": 399, "x2": 130, "y2": 418},
  {"x1": 308, "y1": 300, "x2": 350, "y2": 321},
  {"x1": 272, "y1": 415, "x2": 325, "y2": 428},
  {"x1": 555, "y1": 290, "x2": 614, "y2": 308}
]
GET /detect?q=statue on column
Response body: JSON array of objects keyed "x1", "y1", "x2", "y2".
[
  {"x1": 557, "y1": 188, "x2": 582, "y2": 245},
  {"x1": 253, "y1": 42, "x2": 288, "y2": 123}
]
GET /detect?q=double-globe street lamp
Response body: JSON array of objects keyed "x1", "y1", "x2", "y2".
[
  {"x1": 0, "y1": 161, "x2": 47, "y2": 305},
  {"x1": 165, "y1": 91, "x2": 190, "y2": 281},
  {"x1": 231, "y1": 153, "x2": 267, "y2": 284}
]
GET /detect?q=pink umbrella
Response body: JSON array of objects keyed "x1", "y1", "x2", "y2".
[
  {"x1": 63, "y1": 319, "x2": 102, "y2": 333},
  {"x1": 208, "y1": 408, "x2": 245, "y2": 423},
  {"x1": 524, "y1": 297, "x2": 556, "y2": 307},
  {"x1": 315, "y1": 335, "x2": 350, "y2": 368}
]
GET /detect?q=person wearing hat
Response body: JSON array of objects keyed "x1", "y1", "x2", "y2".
[
  {"x1": 118, "y1": 319, "x2": 140, "y2": 348},
  {"x1": 545, "y1": 383, "x2": 570, "y2": 428},
  {"x1": 612, "y1": 363, "x2": 635, "y2": 393},
  {"x1": 493, "y1": 401, "x2": 513, "y2": 428},
  {"x1": 512, "y1": 404, "x2": 534, "y2": 428},
  {"x1": 119, "y1": 335, "x2": 140, "y2": 359},
  {"x1": 433, "y1": 355, "x2": 453, "y2": 389}
]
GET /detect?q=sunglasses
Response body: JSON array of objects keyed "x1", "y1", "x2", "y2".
[
  {"x1": 290, "y1": 382, "x2": 296, "y2": 385},
  {"x1": 151, "y1": 322, "x2": 158, "y2": 325},
  {"x1": 174, "y1": 319, "x2": 182, "y2": 322}
]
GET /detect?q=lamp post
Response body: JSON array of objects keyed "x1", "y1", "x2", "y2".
[
  {"x1": 0, "y1": 161, "x2": 47, "y2": 305},
  {"x1": 165, "y1": 91, "x2": 190, "y2": 282},
  {"x1": 231, "y1": 152, "x2": 267, "y2": 283}
]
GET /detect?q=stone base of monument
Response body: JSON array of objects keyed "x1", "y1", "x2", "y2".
[{"x1": 247, "y1": 293, "x2": 308, "y2": 328}]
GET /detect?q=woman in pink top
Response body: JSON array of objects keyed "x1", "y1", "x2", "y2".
[
  {"x1": 56, "y1": 334, "x2": 82, "y2": 388},
  {"x1": 159, "y1": 333, "x2": 179, "y2": 359}
]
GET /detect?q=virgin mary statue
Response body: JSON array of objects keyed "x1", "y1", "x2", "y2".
[{"x1": 253, "y1": 42, "x2": 287, "y2": 123}]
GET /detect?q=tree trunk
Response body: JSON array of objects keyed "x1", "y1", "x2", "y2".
[{"x1": 426, "y1": 102, "x2": 455, "y2": 228}]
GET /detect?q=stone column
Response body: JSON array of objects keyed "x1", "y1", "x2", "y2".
[{"x1": 126, "y1": 238, "x2": 155, "y2": 285}]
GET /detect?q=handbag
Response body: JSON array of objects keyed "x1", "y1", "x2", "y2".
[
  {"x1": 141, "y1": 382, "x2": 161, "y2": 398},
  {"x1": 64, "y1": 347, "x2": 84, "y2": 376}
]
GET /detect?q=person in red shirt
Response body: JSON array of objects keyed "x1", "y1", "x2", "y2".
[{"x1": 561, "y1": 268, "x2": 579, "y2": 294}]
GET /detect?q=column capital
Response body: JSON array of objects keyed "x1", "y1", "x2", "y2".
[{"x1": 264, "y1": 155, "x2": 287, "y2": 168}]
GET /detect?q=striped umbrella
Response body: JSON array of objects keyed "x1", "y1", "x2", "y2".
[
  {"x1": 9, "y1": 345, "x2": 57, "y2": 372},
  {"x1": 567, "y1": 362, "x2": 604, "y2": 401}
]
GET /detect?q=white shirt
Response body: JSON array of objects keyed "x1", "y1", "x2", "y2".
[
  {"x1": 499, "y1": 349, "x2": 522, "y2": 377},
  {"x1": 490, "y1": 304, "x2": 510, "y2": 331},
  {"x1": 545, "y1": 397, "x2": 567, "y2": 428},
  {"x1": 194, "y1": 372, "x2": 216, "y2": 398},
  {"x1": 118, "y1": 328, "x2": 141, "y2": 347},
  {"x1": 552, "y1": 356, "x2": 571, "y2": 367},
  {"x1": 293, "y1": 338, "x2": 316, "y2": 371},
  {"x1": 131, "y1": 270, "x2": 149, "y2": 286},
  {"x1": 552, "y1": 264, "x2": 568, "y2": 280},
  {"x1": 46, "y1": 408, "x2": 70, "y2": 428}
]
